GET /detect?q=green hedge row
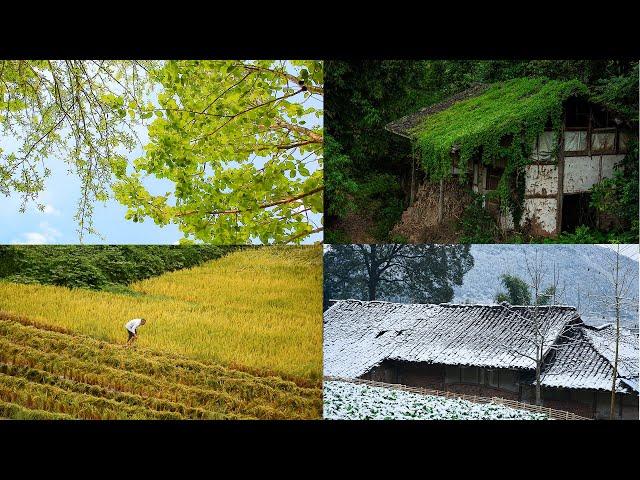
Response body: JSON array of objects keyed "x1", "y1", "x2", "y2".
[{"x1": 0, "y1": 245, "x2": 234, "y2": 290}]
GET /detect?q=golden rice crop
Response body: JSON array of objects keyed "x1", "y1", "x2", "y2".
[
  {"x1": 0, "y1": 312, "x2": 322, "y2": 419},
  {"x1": 0, "y1": 246, "x2": 322, "y2": 385}
]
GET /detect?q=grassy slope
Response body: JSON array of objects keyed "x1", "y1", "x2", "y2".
[
  {"x1": 0, "y1": 246, "x2": 322, "y2": 385},
  {"x1": 0, "y1": 312, "x2": 321, "y2": 419}
]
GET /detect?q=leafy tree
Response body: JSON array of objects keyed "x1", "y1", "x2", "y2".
[
  {"x1": 324, "y1": 134, "x2": 357, "y2": 218},
  {"x1": 324, "y1": 60, "x2": 435, "y2": 240},
  {"x1": 495, "y1": 274, "x2": 532, "y2": 305},
  {"x1": 114, "y1": 60, "x2": 323, "y2": 244},
  {"x1": 537, "y1": 286, "x2": 556, "y2": 306},
  {"x1": 0, "y1": 60, "x2": 154, "y2": 238},
  {"x1": 323, "y1": 244, "x2": 473, "y2": 305},
  {"x1": 591, "y1": 139, "x2": 639, "y2": 241},
  {"x1": 0, "y1": 60, "x2": 323, "y2": 244},
  {"x1": 495, "y1": 274, "x2": 557, "y2": 306}
]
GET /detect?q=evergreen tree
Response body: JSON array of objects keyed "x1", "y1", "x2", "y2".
[{"x1": 323, "y1": 244, "x2": 473, "y2": 307}]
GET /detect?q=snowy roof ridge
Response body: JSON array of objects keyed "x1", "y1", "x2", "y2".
[
  {"x1": 324, "y1": 300, "x2": 581, "y2": 378},
  {"x1": 540, "y1": 325, "x2": 639, "y2": 393},
  {"x1": 582, "y1": 325, "x2": 639, "y2": 385},
  {"x1": 332, "y1": 298, "x2": 578, "y2": 310}
]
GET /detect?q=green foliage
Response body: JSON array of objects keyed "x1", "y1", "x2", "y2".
[
  {"x1": 113, "y1": 60, "x2": 323, "y2": 244},
  {"x1": 590, "y1": 139, "x2": 639, "y2": 242},
  {"x1": 412, "y1": 78, "x2": 587, "y2": 218},
  {"x1": 354, "y1": 173, "x2": 405, "y2": 241},
  {"x1": 325, "y1": 134, "x2": 357, "y2": 218},
  {"x1": 537, "y1": 286, "x2": 556, "y2": 306},
  {"x1": 323, "y1": 244, "x2": 474, "y2": 304},
  {"x1": 495, "y1": 274, "x2": 532, "y2": 305},
  {"x1": 0, "y1": 60, "x2": 323, "y2": 244},
  {"x1": 0, "y1": 245, "x2": 230, "y2": 290},
  {"x1": 459, "y1": 193, "x2": 500, "y2": 243},
  {"x1": 325, "y1": 60, "x2": 638, "y2": 242},
  {"x1": 0, "y1": 60, "x2": 155, "y2": 238},
  {"x1": 541, "y1": 226, "x2": 638, "y2": 245},
  {"x1": 324, "y1": 228, "x2": 351, "y2": 244},
  {"x1": 325, "y1": 60, "x2": 434, "y2": 239},
  {"x1": 591, "y1": 62, "x2": 640, "y2": 119}
]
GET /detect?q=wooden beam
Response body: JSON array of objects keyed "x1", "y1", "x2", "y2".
[
  {"x1": 555, "y1": 121, "x2": 566, "y2": 236},
  {"x1": 438, "y1": 178, "x2": 444, "y2": 223},
  {"x1": 410, "y1": 154, "x2": 416, "y2": 206}
]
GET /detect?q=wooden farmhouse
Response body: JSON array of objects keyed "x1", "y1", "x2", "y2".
[
  {"x1": 323, "y1": 300, "x2": 639, "y2": 419},
  {"x1": 385, "y1": 79, "x2": 636, "y2": 237}
]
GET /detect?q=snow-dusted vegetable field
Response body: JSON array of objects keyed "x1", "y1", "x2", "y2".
[{"x1": 324, "y1": 381, "x2": 548, "y2": 420}]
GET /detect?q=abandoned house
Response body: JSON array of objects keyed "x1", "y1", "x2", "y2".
[
  {"x1": 385, "y1": 78, "x2": 636, "y2": 237},
  {"x1": 323, "y1": 299, "x2": 639, "y2": 419}
]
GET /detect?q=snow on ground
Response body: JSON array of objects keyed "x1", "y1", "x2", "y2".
[{"x1": 323, "y1": 381, "x2": 548, "y2": 420}]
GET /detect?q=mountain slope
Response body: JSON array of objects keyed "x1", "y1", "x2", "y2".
[{"x1": 453, "y1": 245, "x2": 638, "y2": 328}]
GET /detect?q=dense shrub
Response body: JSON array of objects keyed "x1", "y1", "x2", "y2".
[
  {"x1": 459, "y1": 193, "x2": 500, "y2": 243},
  {"x1": 0, "y1": 245, "x2": 232, "y2": 290}
]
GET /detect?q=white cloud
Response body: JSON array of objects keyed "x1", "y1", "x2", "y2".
[
  {"x1": 12, "y1": 221, "x2": 62, "y2": 245},
  {"x1": 42, "y1": 204, "x2": 61, "y2": 216},
  {"x1": 22, "y1": 232, "x2": 49, "y2": 244}
]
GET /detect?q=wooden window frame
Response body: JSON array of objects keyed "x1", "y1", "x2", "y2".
[
  {"x1": 562, "y1": 127, "x2": 590, "y2": 157},
  {"x1": 485, "y1": 164, "x2": 504, "y2": 191},
  {"x1": 532, "y1": 130, "x2": 558, "y2": 164},
  {"x1": 563, "y1": 104, "x2": 621, "y2": 157},
  {"x1": 591, "y1": 127, "x2": 618, "y2": 155}
]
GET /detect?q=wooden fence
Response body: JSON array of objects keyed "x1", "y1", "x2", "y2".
[{"x1": 324, "y1": 376, "x2": 590, "y2": 420}]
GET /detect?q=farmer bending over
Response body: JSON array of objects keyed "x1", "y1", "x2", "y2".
[{"x1": 124, "y1": 317, "x2": 146, "y2": 346}]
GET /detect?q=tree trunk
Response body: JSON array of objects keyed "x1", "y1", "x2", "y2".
[
  {"x1": 535, "y1": 360, "x2": 542, "y2": 406},
  {"x1": 368, "y1": 275, "x2": 378, "y2": 300},
  {"x1": 367, "y1": 245, "x2": 378, "y2": 300},
  {"x1": 610, "y1": 250, "x2": 621, "y2": 420}
]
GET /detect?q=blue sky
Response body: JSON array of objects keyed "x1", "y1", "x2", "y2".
[
  {"x1": 0, "y1": 63, "x2": 322, "y2": 245},
  {"x1": 0, "y1": 137, "x2": 184, "y2": 244},
  {"x1": 0, "y1": 144, "x2": 322, "y2": 244}
]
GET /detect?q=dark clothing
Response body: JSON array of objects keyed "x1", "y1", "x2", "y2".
[{"x1": 127, "y1": 329, "x2": 136, "y2": 340}]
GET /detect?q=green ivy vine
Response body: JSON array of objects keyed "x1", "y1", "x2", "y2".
[{"x1": 410, "y1": 77, "x2": 588, "y2": 222}]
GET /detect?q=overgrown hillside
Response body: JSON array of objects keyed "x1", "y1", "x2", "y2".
[
  {"x1": 0, "y1": 312, "x2": 321, "y2": 419},
  {"x1": 0, "y1": 246, "x2": 322, "y2": 385},
  {"x1": 0, "y1": 245, "x2": 231, "y2": 291}
]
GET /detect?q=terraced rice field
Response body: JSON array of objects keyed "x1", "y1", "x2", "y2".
[
  {"x1": 0, "y1": 246, "x2": 322, "y2": 385},
  {"x1": 0, "y1": 312, "x2": 321, "y2": 419}
]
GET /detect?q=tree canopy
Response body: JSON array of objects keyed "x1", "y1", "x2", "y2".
[
  {"x1": 494, "y1": 273, "x2": 556, "y2": 306},
  {"x1": 323, "y1": 244, "x2": 474, "y2": 306},
  {"x1": 0, "y1": 60, "x2": 323, "y2": 244}
]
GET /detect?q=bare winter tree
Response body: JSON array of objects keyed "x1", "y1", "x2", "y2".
[
  {"x1": 491, "y1": 248, "x2": 580, "y2": 406},
  {"x1": 586, "y1": 244, "x2": 639, "y2": 419}
]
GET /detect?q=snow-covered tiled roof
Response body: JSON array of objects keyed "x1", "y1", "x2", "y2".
[
  {"x1": 539, "y1": 324, "x2": 639, "y2": 393},
  {"x1": 583, "y1": 325, "x2": 638, "y2": 383},
  {"x1": 323, "y1": 300, "x2": 580, "y2": 378}
]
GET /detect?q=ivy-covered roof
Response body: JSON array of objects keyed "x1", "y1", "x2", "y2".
[
  {"x1": 385, "y1": 83, "x2": 490, "y2": 138},
  {"x1": 386, "y1": 77, "x2": 589, "y2": 180}
]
